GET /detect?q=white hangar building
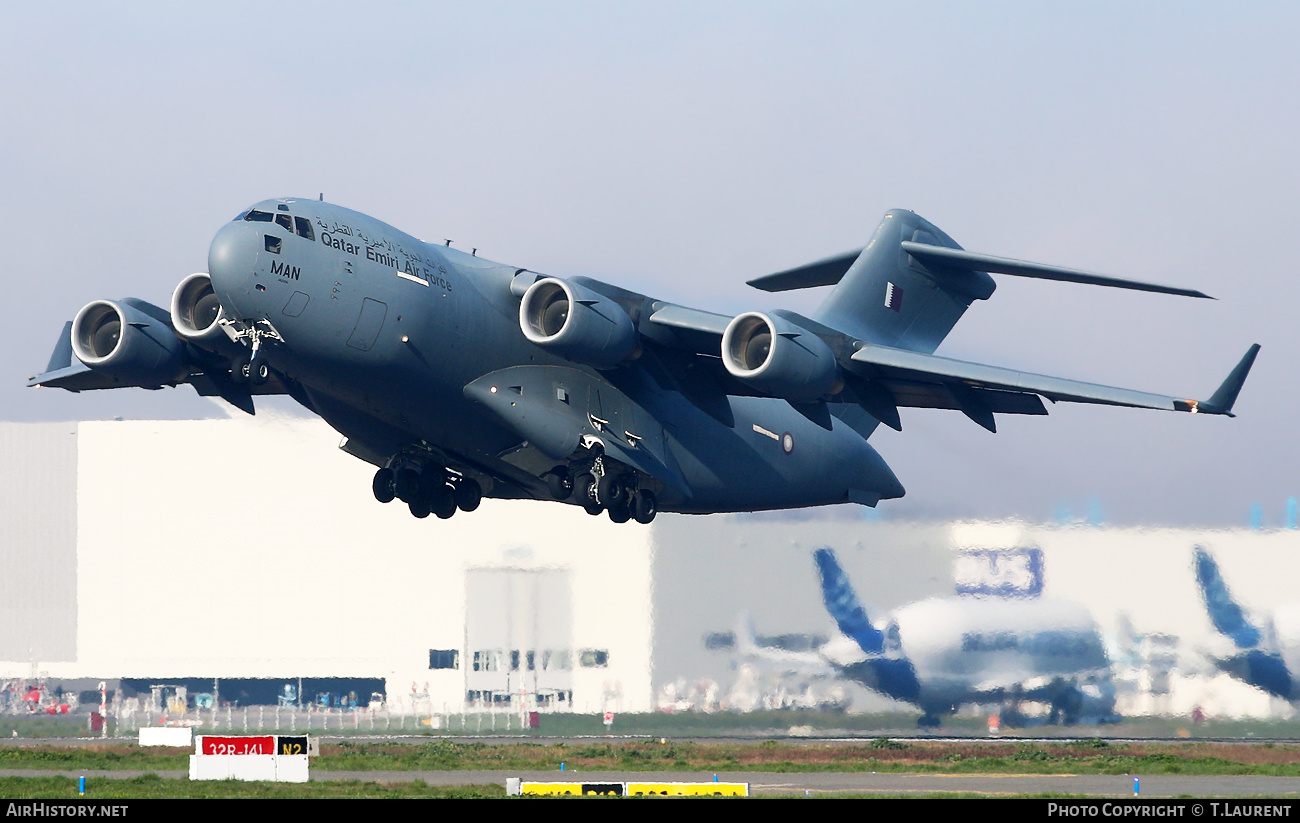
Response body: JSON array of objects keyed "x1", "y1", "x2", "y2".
[{"x1": 1, "y1": 415, "x2": 1297, "y2": 718}]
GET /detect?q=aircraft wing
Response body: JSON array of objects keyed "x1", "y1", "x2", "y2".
[
  {"x1": 642, "y1": 296, "x2": 1260, "y2": 432},
  {"x1": 28, "y1": 308, "x2": 279, "y2": 415},
  {"x1": 642, "y1": 302, "x2": 733, "y2": 347},
  {"x1": 848, "y1": 342, "x2": 1260, "y2": 432},
  {"x1": 27, "y1": 322, "x2": 116, "y2": 391},
  {"x1": 525, "y1": 273, "x2": 1259, "y2": 433}
]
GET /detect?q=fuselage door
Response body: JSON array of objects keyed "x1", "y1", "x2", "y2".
[{"x1": 347, "y1": 298, "x2": 388, "y2": 351}]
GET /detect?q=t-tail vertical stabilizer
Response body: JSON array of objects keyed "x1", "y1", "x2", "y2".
[
  {"x1": 814, "y1": 548, "x2": 884, "y2": 654},
  {"x1": 1195, "y1": 546, "x2": 1262, "y2": 649},
  {"x1": 814, "y1": 210, "x2": 994, "y2": 354},
  {"x1": 1194, "y1": 547, "x2": 1295, "y2": 700}
]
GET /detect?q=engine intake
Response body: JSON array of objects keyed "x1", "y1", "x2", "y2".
[
  {"x1": 519, "y1": 277, "x2": 638, "y2": 368},
  {"x1": 722, "y1": 312, "x2": 840, "y2": 402},
  {"x1": 170, "y1": 272, "x2": 232, "y2": 350},
  {"x1": 71, "y1": 299, "x2": 187, "y2": 388}
]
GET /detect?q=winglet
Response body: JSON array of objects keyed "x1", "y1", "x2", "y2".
[
  {"x1": 813, "y1": 548, "x2": 884, "y2": 654},
  {"x1": 1198, "y1": 344, "x2": 1261, "y2": 417},
  {"x1": 1194, "y1": 546, "x2": 1261, "y2": 649}
]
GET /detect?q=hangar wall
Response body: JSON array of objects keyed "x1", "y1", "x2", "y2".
[
  {"x1": 0, "y1": 423, "x2": 77, "y2": 663},
  {"x1": 2, "y1": 416, "x2": 1298, "y2": 718},
  {"x1": 0, "y1": 417, "x2": 653, "y2": 714}
]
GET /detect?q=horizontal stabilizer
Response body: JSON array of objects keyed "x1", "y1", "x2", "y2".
[
  {"x1": 901, "y1": 241, "x2": 1213, "y2": 299},
  {"x1": 746, "y1": 250, "x2": 862, "y2": 293},
  {"x1": 744, "y1": 239, "x2": 1212, "y2": 300},
  {"x1": 850, "y1": 343, "x2": 1255, "y2": 418}
]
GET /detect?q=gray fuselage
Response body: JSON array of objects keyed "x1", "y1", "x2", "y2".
[{"x1": 208, "y1": 198, "x2": 903, "y2": 514}]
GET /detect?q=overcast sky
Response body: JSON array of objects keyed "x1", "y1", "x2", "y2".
[{"x1": 2, "y1": 1, "x2": 1296, "y2": 528}]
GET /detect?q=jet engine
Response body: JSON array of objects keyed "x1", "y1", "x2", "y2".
[
  {"x1": 519, "y1": 277, "x2": 638, "y2": 368},
  {"x1": 70, "y1": 299, "x2": 187, "y2": 388},
  {"x1": 721, "y1": 312, "x2": 841, "y2": 402},
  {"x1": 170, "y1": 272, "x2": 235, "y2": 353}
]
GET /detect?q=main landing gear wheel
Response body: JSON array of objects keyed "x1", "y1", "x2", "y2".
[
  {"x1": 631, "y1": 489, "x2": 657, "y2": 524},
  {"x1": 431, "y1": 490, "x2": 457, "y2": 520},
  {"x1": 454, "y1": 478, "x2": 482, "y2": 512},
  {"x1": 422, "y1": 472, "x2": 457, "y2": 520},
  {"x1": 395, "y1": 468, "x2": 421, "y2": 503},
  {"x1": 408, "y1": 497, "x2": 431, "y2": 519},
  {"x1": 597, "y1": 473, "x2": 625, "y2": 508},
  {"x1": 607, "y1": 503, "x2": 630, "y2": 524},
  {"x1": 573, "y1": 472, "x2": 598, "y2": 508},
  {"x1": 372, "y1": 468, "x2": 396, "y2": 503},
  {"x1": 544, "y1": 467, "x2": 573, "y2": 500}
]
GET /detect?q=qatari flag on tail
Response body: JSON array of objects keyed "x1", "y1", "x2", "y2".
[{"x1": 884, "y1": 281, "x2": 903, "y2": 312}]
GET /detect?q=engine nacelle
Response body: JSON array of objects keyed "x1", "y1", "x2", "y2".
[
  {"x1": 722, "y1": 312, "x2": 841, "y2": 402},
  {"x1": 519, "y1": 277, "x2": 638, "y2": 369},
  {"x1": 71, "y1": 299, "x2": 187, "y2": 388},
  {"x1": 170, "y1": 272, "x2": 236, "y2": 354}
]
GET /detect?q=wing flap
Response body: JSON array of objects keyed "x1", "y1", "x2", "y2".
[{"x1": 881, "y1": 382, "x2": 1049, "y2": 415}]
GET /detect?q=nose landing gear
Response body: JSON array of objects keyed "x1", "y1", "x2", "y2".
[{"x1": 224, "y1": 318, "x2": 283, "y2": 387}]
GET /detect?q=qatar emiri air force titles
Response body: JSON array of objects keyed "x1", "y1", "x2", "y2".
[{"x1": 29, "y1": 198, "x2": 1260, "y2": 524}]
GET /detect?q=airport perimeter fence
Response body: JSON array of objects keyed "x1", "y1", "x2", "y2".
[{"x1": 102, "y1": 703, "x2": 539, "y2": 738}]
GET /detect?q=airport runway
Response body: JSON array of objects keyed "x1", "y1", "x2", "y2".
[{"x1": 4, "y1": 769, "x2": 1300, "y2": 797}]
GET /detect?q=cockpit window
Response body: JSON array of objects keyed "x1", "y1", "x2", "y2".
[
  {"x1": 294, "y1": 216, "x2": 315, "y2": 240},
  {"x1": 243, "y1": 210, "x2": 274, "y2": 223},
  {"x1": 264, "y1": 235, "x2": 282, "y2": 254},
  {"x1": 275, "y1": 213, "x2": 293, "y2": 232}
]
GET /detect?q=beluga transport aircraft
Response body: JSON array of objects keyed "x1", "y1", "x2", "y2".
[
  {"x1": 814, "y1": 549, "x2": 1119, "y2": 726},
  {"x1": 30, "y1": 198, "x2": 1259, "y2": 523}
]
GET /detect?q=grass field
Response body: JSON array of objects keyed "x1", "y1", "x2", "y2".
[
  {"x1": 4, "y1": 710, "x2": 1300, "y2": 798},
  {"x1": 4, "y1": 737, "x2": 1300, "y2": 776}
]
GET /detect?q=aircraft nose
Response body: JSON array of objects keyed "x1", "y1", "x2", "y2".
[{"x1": 208, "y1": 221, "x2": 259, "y2": 318}]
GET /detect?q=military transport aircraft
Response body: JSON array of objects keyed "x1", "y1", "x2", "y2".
[
  {"x1": 29, "y1": 198, "x2": 1259, "y2": 523},
  {"x1": 814, "y1": 548, "x2": 1119, "y2": 726}
]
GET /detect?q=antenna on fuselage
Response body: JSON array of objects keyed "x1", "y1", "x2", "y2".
[
  {"x1": 444, "y1": 239, "x2": 452, "y2": 246},
  {"x1": 319, "y1": 193, "x2": 324, "y2": 201}
]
